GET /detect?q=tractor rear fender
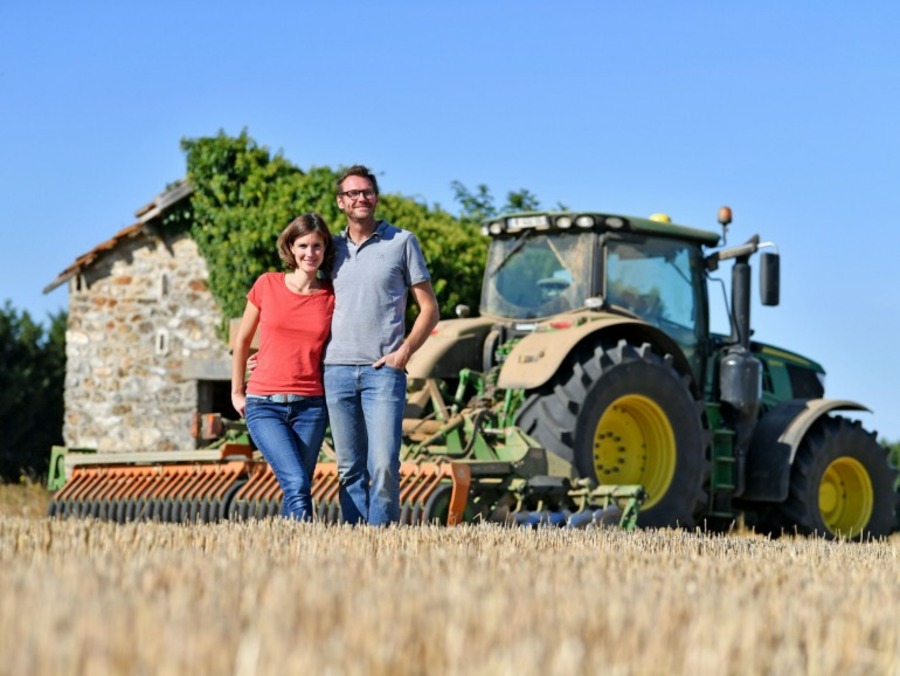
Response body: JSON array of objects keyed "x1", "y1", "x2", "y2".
[
  {"x1": 407, "y1": 316, "x2": 497, "y2": 380},
  {"x1": 742, "y1": 398, "x2": 869, "y2": 502},
  {"x1": 497, "y1": 315, "x2": 693, "y2": 391}
]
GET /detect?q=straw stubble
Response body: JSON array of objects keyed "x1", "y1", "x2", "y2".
[{"x1": 2, "y1": 517, "x2": 898, "y2": 675}]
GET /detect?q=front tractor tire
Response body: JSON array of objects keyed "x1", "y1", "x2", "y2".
[
  {"x1": 772, "y1": 416, "x2": 898, "y2": 539},
  {"x1": 516, "y1": 339, "x2": 707, "y2": 528}
]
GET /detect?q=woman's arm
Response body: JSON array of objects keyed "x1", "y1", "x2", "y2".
[{"x1": 231, "y1": 301, "x2": 260, "y2": 418}]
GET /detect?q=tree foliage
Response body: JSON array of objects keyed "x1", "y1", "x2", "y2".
[
  {"x1": 452, "y1": 180, "x2": 547, "y2": 222},
  {"x1": 181, "y1": 131, "x2": 489, "y2": 331},
  {"x1": 451, "y1": 181, "x2": 497, "y2": 223},
  {"x1": 883, "y1": 438, "x2": 900, "y2": 475},
  {"x1": 0, "y1": 303, "x2": 66, "y2": 480},
  {"x1": 505, "y1": 188, "x2": 542, "y2": 213}
]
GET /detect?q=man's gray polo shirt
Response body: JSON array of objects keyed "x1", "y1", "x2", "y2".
[{"x1": 324, "y1": 220, "x2": 432, "y2": 365}]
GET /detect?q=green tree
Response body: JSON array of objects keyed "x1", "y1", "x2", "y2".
[
  {"x1": 451, "y1": 181, "x2": 496, "y2": 223},
  {"x1": 0, "y1": 303, "x2": 66, "y2": 481},
  {"x1": 504, "y1": 188, "x2": 541, "y2": 213},
  {"x1": 451, "y1": 181, "x2": 545, "y2": 220},
  {"x1": 882, "y1": 438, "x2": 900, "y2": 474}
]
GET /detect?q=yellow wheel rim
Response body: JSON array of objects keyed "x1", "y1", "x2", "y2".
[
  {"x1": 592, "y1": 394, "x2": 676, "y2": 509},
  {"x1": 819, "y1": 456, "x2": 874, "y2": 538}
]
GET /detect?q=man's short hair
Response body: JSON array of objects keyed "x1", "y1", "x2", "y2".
[{"x1": 336, "y1": 165, "x2": 379, "y2": 196}]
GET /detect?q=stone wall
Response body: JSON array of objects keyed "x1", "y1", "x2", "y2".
[{"x1": 64, "y1": 231, "x2": 230, "y2": 452}]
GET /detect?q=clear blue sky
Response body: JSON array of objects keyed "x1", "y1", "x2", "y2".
[{"x1": 2, "y1": 2, "x2": 899, "y2": 440}]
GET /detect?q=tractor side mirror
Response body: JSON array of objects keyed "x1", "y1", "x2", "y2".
[{"x1": 760, "y1": 252, "x2": 780, "y2": 306}]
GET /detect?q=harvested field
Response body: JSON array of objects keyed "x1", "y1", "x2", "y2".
[
  {"x1": 0, "y1": 479, "x2": 50, "y2": 518},
  {"x1": 2, "y1": 511, "x2": 899, "y2": 676}
]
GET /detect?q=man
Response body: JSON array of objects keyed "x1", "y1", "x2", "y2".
[{"x1": 324, "y1": 165, "x2": 439, "y2": 525}]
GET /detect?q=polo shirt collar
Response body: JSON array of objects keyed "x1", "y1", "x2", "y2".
[{"x1": 342, "y1": 220, "x2": 387, "y2": 244}]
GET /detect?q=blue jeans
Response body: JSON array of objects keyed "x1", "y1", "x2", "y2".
[
  {"x1": 324, "y1": 364, "x2": 406, "y2": 526},
  {"x1": 244, "y1": 395, "x2": 327, "y2": 521}
]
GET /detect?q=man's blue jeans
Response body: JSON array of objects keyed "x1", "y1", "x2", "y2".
[
  {"x1": 324, "y1": 364, "x2": 406, "y2": 526},
  {"x1": 244, "y1": 395, "x2": 327, "y2": 521}
]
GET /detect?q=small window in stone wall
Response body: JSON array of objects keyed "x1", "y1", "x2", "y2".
[
  {"x1": 159, "y1": 273, "x2": 169, "y2": 298},
  {"x1": 71, "y1": 274, "x2": 88, "y2": 293},
  {"x1": 156, "y1": 329, "x2": 169, "y2": 356}
]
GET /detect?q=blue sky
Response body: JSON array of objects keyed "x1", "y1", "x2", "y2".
[{"x1": 2, "y1": 2, "x2": 900, "y2": 440}]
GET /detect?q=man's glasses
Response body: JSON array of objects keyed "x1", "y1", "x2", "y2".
[{"x1": 339, "y1": 189, "x2": 376, "y2": 200}]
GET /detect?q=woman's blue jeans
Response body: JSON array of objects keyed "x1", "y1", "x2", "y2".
[
  {"x1": 324, "y1": 364, "x2": 406, "y2": 526},
  {"x1": 244, "y1": 395, "x2": 327, "y2": 521}
]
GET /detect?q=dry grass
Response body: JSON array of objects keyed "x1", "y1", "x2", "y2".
[
  {"x1": 0, "y1": 478, "x2": 50, "y2": 518},
  {"x1": 2, "y1": 513, "x2": 899, "y2": 676}
]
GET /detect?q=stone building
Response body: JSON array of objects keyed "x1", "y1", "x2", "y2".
[{"x1": 44, "y1": 182, "x2": 234, "y2": 452}]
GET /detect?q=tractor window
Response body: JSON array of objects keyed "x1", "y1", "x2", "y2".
[
  {"x1": 482, "y1": 231, "x2": 593, "y2": 319},
  {"x1": 605, "y1": 237, "x2": 705, "y2": 362}
]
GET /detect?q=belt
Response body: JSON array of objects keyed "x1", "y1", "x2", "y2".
[{"x1": 245, "y1": 393, "x2": 312, "y2": 403}]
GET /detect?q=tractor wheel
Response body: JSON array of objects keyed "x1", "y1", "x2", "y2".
[
  {"x1": 771, "y1": 416, "x2": 898, "y2": 539},
  {"x1": 516, "y1": 339, "x2": 707, "y2": 528}
]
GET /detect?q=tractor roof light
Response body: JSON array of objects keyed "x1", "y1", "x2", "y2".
[
  {"x1": 488, "y1": 222, "x2": 504, "y2": 235},
  {"x1": 556, "y1": 216, "x2": 573, "y2": 229},
  {"x1": 507, "y1": 215, "x2": 550, "y2": 232},
  {"x1": 604, "y1": 217, "x2": 625, "y2": 229},
  {"x1": 649, "y1": 213, "x2": 672, "y2": 223},
  {"x1": 575, "y1": 215, "x2": 596, "y2": 228}
]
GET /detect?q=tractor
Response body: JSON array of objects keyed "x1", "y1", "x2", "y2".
[
  {"x1": 48, "y1": 206, "x2": 899, "y2": 538},
  {"x1": 398, "y1": 206, "x2": 897, "y2": 537}
]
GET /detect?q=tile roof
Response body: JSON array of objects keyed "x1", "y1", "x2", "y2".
[{"x1": 43, "y1": 181, "x2": 193, "y2": 294}]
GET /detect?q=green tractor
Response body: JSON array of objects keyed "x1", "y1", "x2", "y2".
[{"x1": 401, "y1": 206, "x2": 898, "y2": 537}]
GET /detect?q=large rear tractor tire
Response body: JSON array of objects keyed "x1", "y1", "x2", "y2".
[
  {"x1": 771, "y1": 416, "x2": 898, "y2": 539},
  {"x1": 516, "y1": 339, "x2": 708, "y2": 528}
]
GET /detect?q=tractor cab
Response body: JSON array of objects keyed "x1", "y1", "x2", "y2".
[{"x1": 477, "y1": 211, "x2": 718, "y2": 383}]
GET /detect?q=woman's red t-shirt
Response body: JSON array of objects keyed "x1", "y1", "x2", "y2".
[{"x1": 245, "y1": 272, "x2": 335, "y2": 396}]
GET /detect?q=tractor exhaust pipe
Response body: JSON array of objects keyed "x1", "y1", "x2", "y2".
[
  {"x1": 713, "y1": 229, "x2": 779, "y2": 498},
  {"x1": 720, "y1": 247, "x2": 761, "y2": 497}
]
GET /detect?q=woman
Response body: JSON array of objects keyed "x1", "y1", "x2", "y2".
[{"x1": 231, "y1": 213, "x2": 335, "y2": 521}]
